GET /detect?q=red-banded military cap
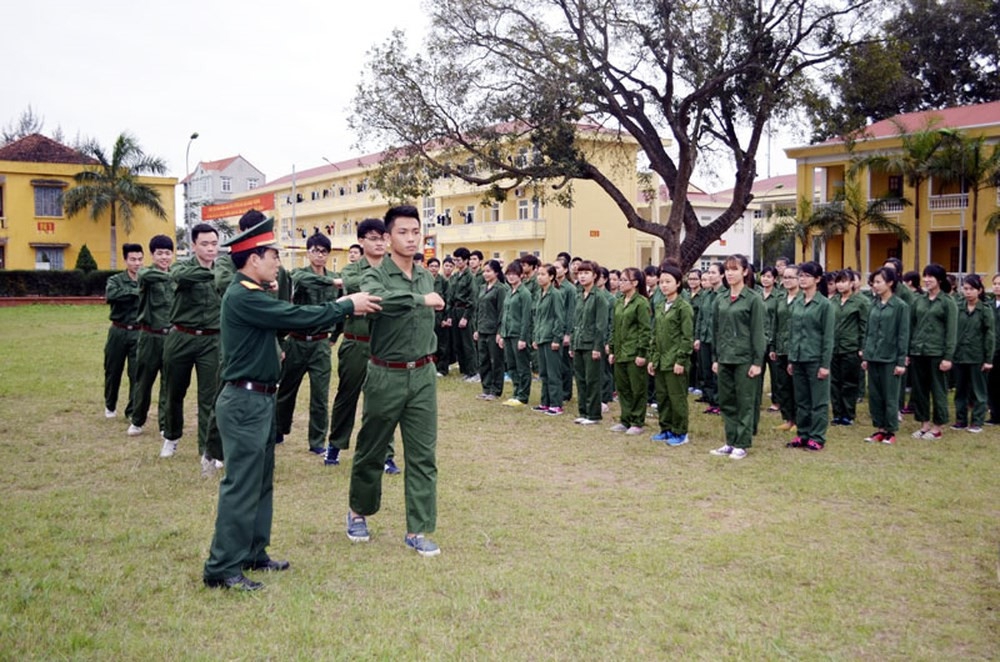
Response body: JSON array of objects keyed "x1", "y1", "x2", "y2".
[{"x1": 222, "y1": 217, "x2": 278, "y2": 253}]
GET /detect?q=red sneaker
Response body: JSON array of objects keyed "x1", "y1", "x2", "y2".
[
  {"x1": 786, "y1": 436, "x2": 805, "y2": 448},
  {"x1": 864, "y1": 431, "x2": 885, "y2": 443}
]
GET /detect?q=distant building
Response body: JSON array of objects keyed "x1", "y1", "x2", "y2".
[
  {"x1": 0, "y1": 134, "x2": 176, "y2": 270},
  {"x1": 183, "y1": 155, "x2": 265, "y2": 208}
]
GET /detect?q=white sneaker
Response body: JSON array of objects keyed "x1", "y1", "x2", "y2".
[
  {"x1": 159, "y1": 438, "x2": 179, "y2": 458},
  {"x1": 579, "y1": 419, "x2": 599, "y2": 426},
  {"x1": 200, "y1": 454, "x2": 217, "y2": 477},
  {"x1": 573, "y1": 417, "x2": 587, "y2": 424},
  {"x1": 104, "y1": 409, "x2": 117, "y2": 419},
  {"x1": 601, "y1": 403, "x2": 610, "y2": 414},
  {"x1": 625, "y1": 426, "x2": 644, "y2": 435},
  {"x1": 710, "y1": 444, "x2": 734, "y2": 456},
  {"x1": 609, "y1": 423, "x2": 628, "y2": 432},
  {"x1": 126, "y1": 424, "x2": 143, "y2": 437},
  {"x1": 730, "y1": 448, "x2": 748, "y2": 460}
]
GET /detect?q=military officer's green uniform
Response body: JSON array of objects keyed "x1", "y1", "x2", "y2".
[
  {"x1": 610, "y1": 293, "x2": 651, "y2": 429},
  {"x1": 713, "y1": 287, "x2": 766, "y2": 449},
  {"x1": 162, "y1": 256, "x2": 222, "y2": 456},
  {"x1": 475, "y1": 280, "x2": 507, "y2": 397},
  {"x1": 572, "y1": 286, "x2": 610, "y2": 421},
  {"x1": 649, "y1": 295, "x2": 693, "y2": 437},
  {"x1": 908, "y1": 292, "x2": 957, "y2": 427},
  {"x1": 831, "y1": 291, "x2": 869, "y2": 423},
  {"x1": 953, "y1": 297, "x2": 995, "y2": 428},
  {"x1": 500, "y1": 281, "x2": 533, "y2": 404},
  {"x1": 863, "y1": 293, "x2": 910, "y2": 435},
  {"x1": 449, "y1": 267, "x2": 477, "y2": 377},
  {"x1": 788, "y1": 292, "x2": 835, "y2": 446},
  {"x1": 130, "y1": 266, "x2": 173, "y2": 431},
  {"x1": 204, "y1": 220, "x2": 357, "y2": 587},
  {"x1": 104, "y1": 269, "x2": 141, "y2": 418},
  {"x1": 275, "y1": 267, "x2": 341, "y2": 452},
  {"x1": 349, "y1": 258, "x2": 438, "y2": 534}
]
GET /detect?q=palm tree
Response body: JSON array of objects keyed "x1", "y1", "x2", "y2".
[
  {"x1": 934, "y1": 131, "x2": 1000, "y2": 273},
  {"x1": 854, "y1": 120, "x2": 945, "y2": 272},
  {"x1": 763, "y1": 196, "x2": 830, "y2": 263},
  {"x1": 63, "y1": 132, "x2": 167, "y2": 268},
  {"x1": 808, "y1": 173, "x2": 911, "y2": 275}
]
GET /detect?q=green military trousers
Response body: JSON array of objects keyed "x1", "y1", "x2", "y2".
[
  {"x1": 538, "y1": 345, "x2": 564, "y2": 409},
  {"x1": 909, "y1": 355, "x2": 950, "y2": 426},
  {"x1": 349, "y1": 362, "x2": 437, "y2": 534},
  {"x1": 716, "y1": 362, "x2": 760, "y2": 449},
  {"x1": 654, "y1": 367, "x2": 689, "y2": 435},
  {"x1": 503, "y1": 338, "x2": 532, "y2": 404},
  {"x1": 477, "y1": 333, "x2": 505, "y2": 397},
  {"x1": 614, "y1": 360, "x2": 647, "y2": 428},
  {"x1": 573, "y1": 350, "x2": 603, "y2": 421},
  {"x1": 204, "y1": 384, "x2": 276, "y2": 581},
  {"x1": 453, "y1": 322, "x2": 477, "y2": 376},
  {"x1": 830, "y1": 352, "x2": 862, "y2": 422},
  {"x1": 698, "y1": 343, "x2": 717, "y2": 406},
  {"x1": 276, "y1": 337, "x2": 331, "y2": 451},
  {"x1": 130, "y1": 331, "x2": 168, "y2": 430},
  {"x1": 162, "y1": 332, "x2": 220, "y2": 455},
  {"x1": 953, "y1": 363, "x2": 989, "y2": 427},
  {"x1": 770, "y1": 354, "x2": 796, "y2": 422},
  {"x1": 867, "y1": 361, "x2": 901, "y2": 433},
  {"x1": 791, "y1": 360, "x2": 831, "y2": 445},
  {"x1": 104, "y1": 325, "x2": 139, "y2": 417}
]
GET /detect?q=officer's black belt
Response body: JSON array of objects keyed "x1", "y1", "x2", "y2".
[
  {"x1": 370, "y1": 355, "x2": 435, "y2": 370},
  {"x1": 140, "y1": 324, "x2": 171, "y2": 335},
  {"x1": 112, "y1": 322, "x2": 140, "y2": 331},
  {"x1": 343, "y1": 333, "x2": 371, "y2": 342},
  {"x1": 229, "y1": 380, "x2": 278, "y2": 395},
  {"x1": 174, "y1": 324, "x2": 219, "y2": 336},
  {"x1": 289, "y1": 332, "x2": 329, "y2": 342}
]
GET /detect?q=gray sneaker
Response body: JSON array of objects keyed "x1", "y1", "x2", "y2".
[
  {"x1": 404, "y1": 534, "x2": 440, "y2": 557},
  {"x1": 709, "y1": 444, "x2": 734, "y2": 456},
  {"x1": 346, "y1": 512, "x2": 370, "y2": 542}
]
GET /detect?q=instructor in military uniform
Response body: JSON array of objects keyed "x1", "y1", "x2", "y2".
[{"x1": 202, "y1": 217, "x2": 380, "y2": 591}]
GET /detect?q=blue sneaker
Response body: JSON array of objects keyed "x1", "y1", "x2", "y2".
[
  {"x1": 324, "y1": 447, "x2": 340, "y2": 466},
  {"x1": 651, "y1": 431, "x2": 670, "y2": 442},
  {"x1": 346, "y1": 512, "x2": 370, "y2": 542},
  {"x1": 404, "y1": 534, "x2": 440, "y2": 557},
  {"x1": 384, "y1": 458, "x2": 401, "y2": 475},
  {"x1": 667, "y1": 433, "x2": 689, "y2": 446}
]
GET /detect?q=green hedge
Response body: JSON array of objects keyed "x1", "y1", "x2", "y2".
[{"x1": 0, "y1": 270, "x2": 116, "y2": 297}]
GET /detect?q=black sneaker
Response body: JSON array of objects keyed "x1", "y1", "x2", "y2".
[
  {"x1": 324, "y1": 447, "x2": 340, "y2": 466},
  {"x1": 204, "y1": 573, "x2": 263, "y2": 591}
]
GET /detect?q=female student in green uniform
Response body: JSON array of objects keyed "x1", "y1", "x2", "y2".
[
  {"x1": 861, "y1": 267, "x2": 910, "y2": 445},
  {"x1": 555, "y1": 259, "x2": 575, "y2": 403},
  {"x1": 909, "y1": 263, "x2": 957, "y2": 440},
  {"x1": 770, "y1": 265, "x2": 800, "y2": 432},
  {"x1": 758, "y1": 266, "x2": 780, "y2": 413},
  {"x1": 694, "y1": 265, "x2": 722, "y2": 413},
  {"x1": 571, "y1": 261, "x2": 610, "y2": 425},
  {"x1": 831, "y1": 269, "x2": 869, "y2": 426},
  {"x1": 473, "y1": 259, "x2": 507, "y2": 401},
  {"x1": 952, "y1": 275, "x2": 995, "y2": 432},
  {"x1": 686, "y1": 269, "x2": 704, "y2": 394},
  {"x1": 709, "y1": 255, "x2": 766, "y2": 460},
  {"x1": 608, "y1": 267, "x2": 650, "y2": 434},
  {"x1": 648, "y1": 265, "x2": 694, "y2": 445},
  {"x1": 786, "y1": 261, "x2": 835, "y2": 451},
  {"x1": 499, "y1": 261, "x2": 533, "y2": 407},
  {"x1": 532, "y1": 264, "x2": 566, "y2": 415}
]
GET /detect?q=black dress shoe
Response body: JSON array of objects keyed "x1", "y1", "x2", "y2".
[
  {"x1": 243, "y1": 558, "x2": 290, "y2": 572},
  {"x1": 204, "y1": 574, "x2": 264, "y2": 591}
]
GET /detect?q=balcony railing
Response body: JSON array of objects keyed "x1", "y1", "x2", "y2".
[
  {"x1": 928, "y1": 193, "x2": 968, "y2": 210},
  {"x1": 429, "y1": 218, "x2": 547, "y2": 242},
  {"x1": 868, "y1": 199, "x2": 905, "y2": 213}
]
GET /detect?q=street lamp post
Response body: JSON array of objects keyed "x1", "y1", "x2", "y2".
[{"x1": 184, "y1": 131, "x2": 199, "y2": 250}]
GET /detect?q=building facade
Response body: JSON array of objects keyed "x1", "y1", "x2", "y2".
[{"x1": 185, "y1": 155, "x2": 265, "y2": 207}]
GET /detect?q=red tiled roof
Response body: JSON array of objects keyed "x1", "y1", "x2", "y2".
[
  {"x1": 266, "y1": 152, "x2": 388, "y2": 187},
  {"x1": 181, "y1": 155, "x2": 265, "y2": 184},
  {"x1": 0, "y1": 133, "x2": 96, "y2": 164},
  {"x1": 825, "y1": 100, "x2": 1000, "y2": 145},
  {"x1": 713, "y1": 173, "x2": 798, "y2": 199}
]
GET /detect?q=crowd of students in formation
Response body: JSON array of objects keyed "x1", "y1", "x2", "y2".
[{"x1": 103, "y1": 218, "x2": 1000, "y2": 469}]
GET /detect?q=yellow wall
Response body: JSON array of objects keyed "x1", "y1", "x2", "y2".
[{"x1": 0, "y1": 160, "x2": 177, "y2": 270}]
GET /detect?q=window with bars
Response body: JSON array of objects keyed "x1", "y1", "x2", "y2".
[{"x1": 34, "y1": 186, "x2": 63, "y2": 217}]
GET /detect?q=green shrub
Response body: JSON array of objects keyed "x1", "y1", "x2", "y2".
[
  {"x1": 74, "y1": 244, "x2": 99, "y2": 272},
  {"x1": 0, "y1": 269, "x2": 115, "y2": 297}
]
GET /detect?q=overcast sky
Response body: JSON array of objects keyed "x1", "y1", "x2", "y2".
[{"x1": 4, "y1": 0, "x2": 796, "y2": 207}]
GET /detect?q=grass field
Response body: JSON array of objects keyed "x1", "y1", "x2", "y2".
[{"x1": 0, "y1": 304, "x2": 997, "y2": 660}]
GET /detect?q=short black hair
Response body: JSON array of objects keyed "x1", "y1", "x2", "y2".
[
  {"x1": 557, "y1": 251, "x2": 572, "y2": 264},
  {"x1": 453, "y1": 247, "x2": 471, "y2": 260},
  {"x1": 349, "y1": 243, "x2": 362, "y2": 253},
  {"x1": 122, "y1": 243, "x2": 143, "y2": 258},
  {"x1": 413, "y1": 253, "x2": 424, "y2": 263},
  {"x1": 470, "y1": 250, "x2": 484, "y2": 260},
  {"x1": 357, "y1": 218, "x2": 386, "y2": 240},
  {"x1": 149, "y1": 235, "x2": 174, "y2": 252},
  {"x1": 384, "y1": 205, "x2": 420, "y2": 232},
  {"x1": 519, "y1": 254, "x2": 539, "y2": 268},
  {"x1": 238, "y1": 209, "x2": 267, "y2": 231},
  {"x1": 231, "y1": 247, "x2": 273, "y2": 270},
  {"x1": 443, "y1": 257, "x2": 454, "y2": 265},
  {"x1": 427, "y1": 257, "x2": 441, "y2": 267},
  {"x1": 191, "y1": 223, "x2": 218, "y2": 243},
  {"x1": 306, "y1": 233, "x2": 332, "y2": 251}
]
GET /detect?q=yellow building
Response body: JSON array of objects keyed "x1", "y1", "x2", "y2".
[
  {"x1": 231, "y1": 127, "x2": 664, "y2": 272},
  {"x1": 785, "y1": 101, "x2": 1000, "y2": 275},
  {"x1": 0, "y1": 134, "x2": 177, "y2": 271}
]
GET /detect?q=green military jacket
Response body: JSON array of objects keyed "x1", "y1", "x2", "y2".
[
  {"x1": 448, "y1": 268, "x2": 475, "y2": 323},
  {"x1": 649, "y1": 296, "x2": 693, "y2": 371},
  {"x1": 136, "y1": 267, "x2": 173, "y2": 329},
  {"x1": 214, "y1": 254, "x2": 291, "y2": 302},
  {"x1": 571, "y1": 287, "x2": 610, "y2": 351},
  {"x1": 291, "y1": 267, "x2": 342, "y2": 335},
  {"x1": 105, "y1": 271, "x2": 140, "y2": 324},
  {"x1": 532, "y1": 285, "x2": 565, "y2": 345},
  {"x1": 361, "y1": 259, "x2": 436, "y2": 362},
  {"x1": 475, "y1": 281, "x2": 507, "y2": 335},
  {"x1": 695, "y1": 288, "x2": 717, "y2": 344},
  {"x1": 787, "y1": 292, "x2": 835, "y2": 368},
  {"x1": 909, "y1": 293, "x2": 958, "y2": 360},
  {"x1": 220, "y1": 274, "x2": 355, "y2": 384},
  {"x1": 433, "y1": 273, "x2": 450, "y2": 327},
  {"x1": 600, "y1": 288, "x2": 615, "y2": 346},
  {"x1": 760, "y1": 288, "x2": 778, "y2": 347},
  {"x1": 340, "y1": 257, "x2": 376, "y2": 337},
  {"x1": 863, "y1": 295, "x2": 910, "y2": 366},
  {"x1": 771, "y1": 290, "x2": 800, "y2": 355},
  {"x1": 712, "y1": 287, "x2": 766, "y2": 365},
  {"x1": 993, "y1": 299, "x2": 1000, "y2": 358},
  {"x1": 609, "y1": 293, "x2": 650, "y2": 362},
  {"x1": 833, "y1": 292, "x2": 869, "y2": 354},
  {"x1": 558, "y1": 280, "x2": 576, "y2": 339},
  {"x1": 499, "y1": 284, "x2": 532, "y2": 343},
  {"x1": 954, "y1": 299, "x2": 995, "y2": 364},
  {"x1": 170, "y1": 257, "x2": 221, "y2": 329},
  {"x1": 523, "y1": 274, "x2": 540, "y2": 302}
]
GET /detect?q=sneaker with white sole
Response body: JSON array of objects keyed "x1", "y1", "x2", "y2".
[
  {"x1": 730, "y1": 448, "x2": 748, "y2": 460},
  {"x1": 573, "y1": 417, "x2": 588, "y2": 424},
  {"x1": 346, "y1": 513, "x2": 370, "y2": 542},
  {"x1": 200, "y1": 454, "x2": 220, "y2": 477},
  {"x1": 710, "y1": 444, "x2": 734, "y2": 456},
  {"x1": 609, "y1": 423, "x2": 627, "y2": 432},
  {"x1": 404, "y1": 534, "x2": 440, "y2": 557},
  {"x1": 579, "y1": 419, "x2": 599, "y2": 426},
  {"x1": 667, "y1": 433, "x2": 689, "y2": 446},
  {"x1": 126, "y1": 424, "x2": 143, "y2": 437},
  {"x1": 967, "y1": 426, "x2": 983, "y2": 433},
  {"x1": 104, "y1": 408, "x2": 117, "y2": 419},
  {"x1": 159, "y1": 438, "x2": 179, "y2": 457},
  {"x1": 625, "y1": 426, "x2": 644, "y2": 435}
]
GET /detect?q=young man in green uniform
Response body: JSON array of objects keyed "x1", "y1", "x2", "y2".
[
  {"x1": 203, "y1": 217, "x2": 380, "y2": 591},
  {"x1": 556, "y1": 259, "x2": 576, "y2": 402},
  {"x1": 571, "y1": 261, "x2": 609, "y2": 424},
  {"x1": 127, "y1": 235, "x2": 174, "y2": 437},
  {"x1": 103, "y1": 243, "x2": 144, "y2": 419},
  {"x1": 449, "y1": 247, "x2": 478, "y2": 380},
  {"x1": 275, "y1": 232, "x2": 342, "y2": 455},
  {"x1": 160, "y1": 224, "x2": 222, "y2": 462},
  {"x1": 428, "y1": 257, "x2": 453, "y2": 376},
  {"x1": 346, "y1": 205, "x2": 446, "y2": 557}
]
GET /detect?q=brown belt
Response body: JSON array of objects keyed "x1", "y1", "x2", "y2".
[
  {"x1": 112, "y1": 322, "x2": 139, "y2": 331},
  {"x1": 289, "y1": 332, "x2": 330, "y2": 342},
  {"x1": 140, "y1": 324, "x2": 171, "y2": 335},
  {"x1": 343, "y1": 333, "x2": 371, "y2": 342},
  {"x1": 174, "y1": 324, "x2": 219, "y2": 336},
  {"x1": 229, "y1": 380, "x2": 278, "y2": 395},
  {"x1": 370, "y1": 354, "x2": 435, "y2": 370}
]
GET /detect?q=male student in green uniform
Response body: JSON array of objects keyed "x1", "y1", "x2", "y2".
[
  {"x1": 346, "y1": 205, "x2": 446, "y2": 557},
  {"x1": 449, "y1": 247, "x2": 478, "y2": 380},
  {"x1": 127, "y1": 235, "x2": 174, "y2": 437},
  {"x1": 428, "y1": 257, "x2": 453, "y2": 376},
  {"x1": 103, "y1": 243, "x2": 144, "y2": 419},
  {"x1": 275, "y1": 232, "x2": 342, "y2": 454},
  {"x1": 202, "y1": 217, "x2": 381, "y2": 591}
]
